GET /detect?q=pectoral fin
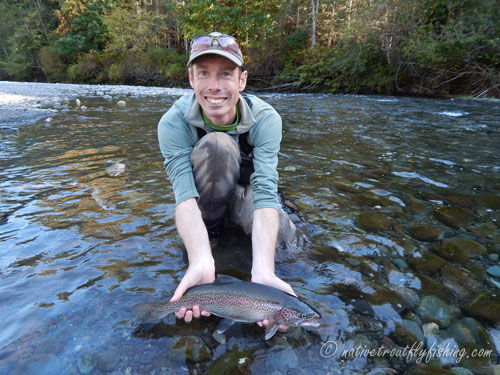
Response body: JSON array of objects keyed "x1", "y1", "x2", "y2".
[
  {"x1": 264, "y1": 322, "x2": 279, "y2": 340},
  {"x1": 216, "y1": 318, "x2": 236, "y2": 334}
]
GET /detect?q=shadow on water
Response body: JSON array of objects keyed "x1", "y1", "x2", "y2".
[{"x1": 0, "y1": 89, "x2": 499, "y2": 374}]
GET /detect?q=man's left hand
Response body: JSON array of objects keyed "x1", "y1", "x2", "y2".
[{"x1": 251, "y1": 273, "x2": 296, "y2": 331}]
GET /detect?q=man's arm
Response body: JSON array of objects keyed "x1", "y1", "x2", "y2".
[
  {"x1": 169, "y1": 198, "x2": 215, "y2": 322},
  {"x1": 251, "y1": 207, "x2": 296, "y2": 330}
]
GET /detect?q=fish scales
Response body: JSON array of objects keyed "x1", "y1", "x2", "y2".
[{"x1": 130, "y1": 276, "x2": 321, "y2": 339}]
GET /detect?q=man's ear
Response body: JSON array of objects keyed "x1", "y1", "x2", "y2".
[
  {"x1": 239, "y1": 70, "x2": 248, "y2": 92},
  {"x1": 188, "y1": 67, "x2": 195, "y2": 89}
]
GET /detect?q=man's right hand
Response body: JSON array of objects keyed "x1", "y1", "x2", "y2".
[{"x1": 170, "y1": 258, "x2": 215, "y2": 323}]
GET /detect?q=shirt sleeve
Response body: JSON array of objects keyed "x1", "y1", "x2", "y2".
[
  {"x1": 249, "y1": 109, "x2": 282, "y2": 210},
  {"x1": 157, "y1": 106, "x2": 199, "y2": 205}
]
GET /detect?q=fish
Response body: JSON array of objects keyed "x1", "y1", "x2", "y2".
[{"x1": 130, "y1": 275, "x2": 321, "y2": 340}]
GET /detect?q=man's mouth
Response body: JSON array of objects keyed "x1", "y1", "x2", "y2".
[{"x1": 206, "y1": 97, "x2": 226, "y2": 105}]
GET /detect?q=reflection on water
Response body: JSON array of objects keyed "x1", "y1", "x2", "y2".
[{"x1": 0, "y1": 90, "x2": 499, "y2": 374}]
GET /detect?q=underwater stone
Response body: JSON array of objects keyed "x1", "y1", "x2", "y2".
[
  {"x1": 404, "y1": 364, "x2": 454, "y2": 375},
  {"x1": 33, "y1": 337, "x2": 61, "y2": 355},
  {"x1": 475, "y1": 193, "x2": 500, "y2": 210},
  {"x1": 450, "y1": 367, "x2": 474, "y2": 375},
  {"x1": 422, "y1": 323, "x2": 440, "y2": 337},
  {"x1": 447, "y1": 322, "x2": 476, "y2": 346},
  {"x1": 97, "y1": 350, "x2": 119, "y2": 372},
  {"x1": 408, "y1": 224, "x2": 443, "y2": 242},
  {"x1": 409, "y1": 253, "x2": 449, "y2": 276},
  {"x1": 459, "y1": 342, "x2": 492, "y2": 375},
  {"x1": 77, "y1": 350, "x2": 98, "y2": 374},
  {"x1": 460, "y1": 318, "x2": 496, "y2": 355},
  {"x1": 489, "y1": 253, "x2": 499, "y2": 262},
  {"x1": 441, "y1": 265, "x2": 484, "y2": 299},
  {"x1": 117, "y1": 100, "x2": 126, "y2": 107},
  {"x1": 462, "y1": 292, "x2": 500, "y2": 324},
  {"x1": 434, "y1": 207, "x2": 474, "y2": 229},
  {"x1": 391, "y1": 319, "x2": 425, "y2": 347},
  {"x1": 416, "y1": 296, "x2": 451, "y2": 329},
  {"x1": 14, "y1": 354, "x2": 63, "y2": 375},
  {"x1": 436, "y1": 237, "x2": 487, "y2": 262},
  {"x1": 357, "y1": 212, "x2": 392, "y2": 232},
  {"x1": 416, "y1": 273, "x2": 451, "y2": 302},
  {"x1": 446, "y1": 194, "x2": 476, "y2": 208},
  {"x1": 486, "y1": 265, "x2": 500, "y2": 278},
  {"x1": 172, "y1": 336, "x2": 211, "y2": 363}
]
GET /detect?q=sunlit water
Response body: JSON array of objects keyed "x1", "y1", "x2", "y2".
[{"x1": 1, "y1": 87, "x2": 499, "y2": 374}]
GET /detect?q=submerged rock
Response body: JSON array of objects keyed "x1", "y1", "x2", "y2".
[
  {"x1": 97, "y1": 350, "x2": 119, "y2": 372},
  {"x1": 357, "y1": 212, "x2": 392, "y2": 232},
  {"x1": 434, "y1": 207, "x2": 474, "y2": 229},
  {"x1": 416, "y1": 296, "x2": 451, "y2": 328},
  {"x1": 409, "y1": 253, "x2": 449, "y2": 276},
  {"x1": 404, "y1": 364, "x2": 454, "y2": 375},
  {"x1": 486, "y1": 265, "x2": 500, "y2": 278},
  {"x1": 462, "y1": 292, "x2": 500, "y2": 324},
  {"x1": 391, "y1": 319, "x2": 425, "y2": 347},
  {"x1": 475, "y1": 193, "x2": 500, "y2": 210},
  {"x1": 171, "y1": 336, "x2": 211, "y2": 363},
  {"x1": 447, "y1": 322, "x2": 476, "y2": 346},
  {"x1": 422, "y1": 323, "x2": 440, "y2": 337},
  {"x1": 77, "y1": 350, "x2": 98, "y2": 374},
  {"x1": 441, "y1": 265, "x2": 484, "y2": 299},
  {"x1": 408, "y1": 224, "x2": 444, "y2": 242},
  {"x1": 450, "y1": 367, "x2": 474, "y2": 375},
  {"x1": 14, "y1": 354, "x2": 64, "y2": 375},
  {"x1": 435, "y1": 237, "x2": 487, "y2": 263},
  {"x1": 459, "y1": 342, "x2": 492, "y2": 375}
]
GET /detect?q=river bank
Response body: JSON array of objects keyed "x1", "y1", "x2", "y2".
[{"x1": 0, "y1": 81, "x2": 189, "y2": 128}]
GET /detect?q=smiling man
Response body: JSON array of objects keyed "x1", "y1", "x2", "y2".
[{"x1": 157, "y1": 32, "x2": 306, "y2": 330}]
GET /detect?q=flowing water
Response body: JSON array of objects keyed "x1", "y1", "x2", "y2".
[{"x1": 1, "y1": 84, "x2": 500, "y2": 375}]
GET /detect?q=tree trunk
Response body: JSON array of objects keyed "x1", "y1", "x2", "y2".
[{"x1": 311, "y1": 0, "x2": 319, "y2": 52}]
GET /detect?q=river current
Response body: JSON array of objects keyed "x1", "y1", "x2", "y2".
[{"x1": 0, "y1": 83, "x2": 499, "y2": 374}]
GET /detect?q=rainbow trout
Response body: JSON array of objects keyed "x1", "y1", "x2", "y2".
[{"x1": 130, "y1": 275, "x2": 321, "y2": 340}]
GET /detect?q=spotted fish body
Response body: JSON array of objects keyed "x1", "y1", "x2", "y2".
[{"x1": 130, "y1": 275, "x2": 321, "y2": 340}]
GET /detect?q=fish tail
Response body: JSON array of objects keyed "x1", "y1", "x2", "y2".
[{"x1": 130, "y1": 302, "x2": 173, "y2": 322}]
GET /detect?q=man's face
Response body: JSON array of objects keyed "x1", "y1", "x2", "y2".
[{"x1": 189, "y1": 55, "x2": 247, "y2": 126}]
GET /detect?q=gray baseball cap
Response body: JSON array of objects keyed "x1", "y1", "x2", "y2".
[{"x1": 187, "y1": 32, "x2": 244, "y2": 67}]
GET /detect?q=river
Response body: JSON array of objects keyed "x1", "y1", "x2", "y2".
[{"x1": 1, "y1": 82, "x2": 499, "y2": 374}]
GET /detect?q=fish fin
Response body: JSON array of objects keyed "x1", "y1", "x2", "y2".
[
  {"x1": 264, "y1": 322, "x2": 279, "y2": 340},
  {"x1": 214, "y1": 274, "x2": 241, "y2": 284},
  {"x1": 216, "y1": 318, "x2": 236, "y2": 334},
  {"x1": 129, "y1": 302, "x2": 169, "y2": 322}
]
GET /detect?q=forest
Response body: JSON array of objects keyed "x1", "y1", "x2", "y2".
[{"x1": 0, "y1": 0, "x2": 499, "y2": 97}]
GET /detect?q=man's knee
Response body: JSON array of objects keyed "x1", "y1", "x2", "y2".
[{"x1": 190, "y1": 132, "x2": 241, "y2": 222}]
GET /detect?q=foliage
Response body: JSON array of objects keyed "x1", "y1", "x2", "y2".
[{"x1": 0, "y1": 0, "x2": 498, "y2": 97}]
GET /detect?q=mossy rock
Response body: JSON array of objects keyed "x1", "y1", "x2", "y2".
[
  {"x1": 475, "y1": 193, "x2": 500, "y2": 210},
  {"x1": 462, "y1": 292, "x2": 500, "y2": 324},
  {"x1": 171, "y1": 336, "x2": 211, "y2": 363},
  {"x1": 357, "y1": 212, "x2": 392, "y2": 232},
  {"x1": 409, "y1": 253, "x2": 449, "y2": 276},
  {"x1": 416, "y1": 273, "x2": 451, "y2": 302},
  {"x1": 459, "y1": 342, "x2": 493, "y2": 375},
  {"x1": 441, "y1": 265, "x2": 484, "y2": 299},
  {"x1": 442, "y1": 238, "x2": 487, "y2": 258},
  {"x1": 434, "y1": 206, "x2": 474, "y2": 229},
  {"x1": 408, "y1": 224, "x2": 443, "y2": 242},
  {"x1": 404, "y1": 364, "x2": 454, "y2": 375}
]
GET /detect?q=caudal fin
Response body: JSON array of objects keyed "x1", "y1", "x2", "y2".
[{"x1": 130, "y1": 302, "x2": 170, "y2": 322}]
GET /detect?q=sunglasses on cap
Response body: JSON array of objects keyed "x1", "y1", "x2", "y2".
[{"x1": 190, "y1": 32, "x2": 241, "y2": 54}]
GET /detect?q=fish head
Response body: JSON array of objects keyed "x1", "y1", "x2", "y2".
[{"x1": 277, "y1": 301, "x2": 321, "y2": 328}]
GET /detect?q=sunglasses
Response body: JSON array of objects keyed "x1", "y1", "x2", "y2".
[{"x1": 190, "y1": 33, "x2": 241, "y2": 55}]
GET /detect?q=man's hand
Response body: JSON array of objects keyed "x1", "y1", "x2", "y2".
[
  {"x1": 170, "y1": 258, "x2": 215, "y2": 323},
  {"x1": 252, "y1": 273, "x2": 296, "y2": 331}
]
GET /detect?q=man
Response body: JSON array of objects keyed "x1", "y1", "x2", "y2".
[{"x1": 157, "y1": 32, "x2": 305, "y2": 329}]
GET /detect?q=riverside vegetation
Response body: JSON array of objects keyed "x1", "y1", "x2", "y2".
[{"x1": 0, "y1": 0, "x2": 499, "y2": 98}]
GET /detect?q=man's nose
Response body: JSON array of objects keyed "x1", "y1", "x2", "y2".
[{"x1": 208, "y1": 75, "x2": 222, "y2": 90}]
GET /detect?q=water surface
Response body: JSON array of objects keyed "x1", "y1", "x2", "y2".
[{"x1": 1, "y1": 87, "x2": 499, "y2": 374}]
